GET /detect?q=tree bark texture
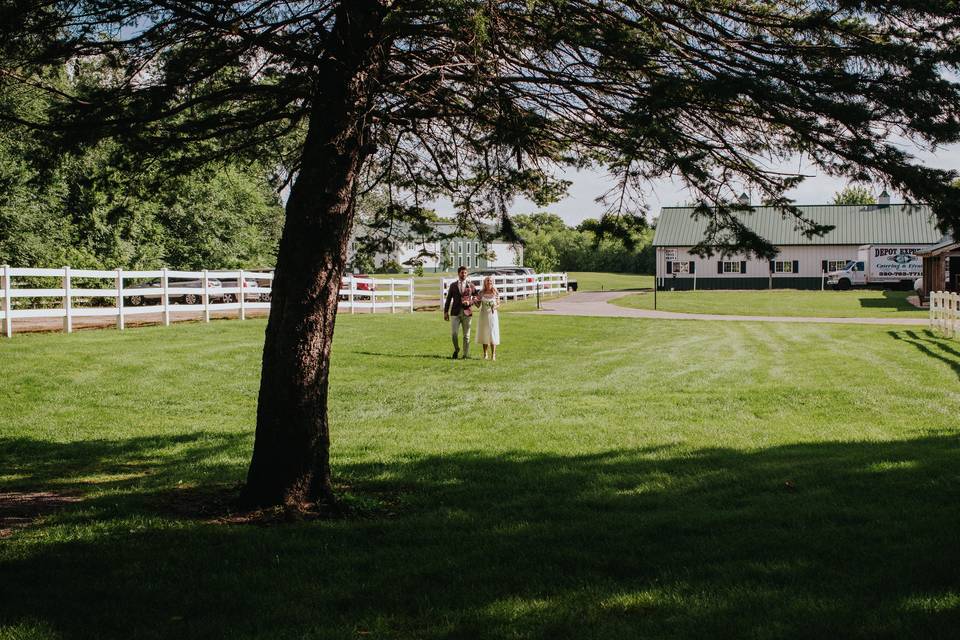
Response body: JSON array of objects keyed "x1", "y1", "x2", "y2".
[{"x1": 241, "y1": 1, "x2": 388, "y2": 509}]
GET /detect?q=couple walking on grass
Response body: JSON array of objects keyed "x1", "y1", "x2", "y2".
[{"x1": 443, "y1": 266, "x2": 501, "y2": 360}]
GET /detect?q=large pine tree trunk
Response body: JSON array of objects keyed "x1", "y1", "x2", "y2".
[{"x1": 240, "y1": 2, "x2": 387, "y2": 509}]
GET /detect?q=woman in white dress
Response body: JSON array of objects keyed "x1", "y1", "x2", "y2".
[{"x1": 475, "y1": 276, "x2": 501, "y2": 360}]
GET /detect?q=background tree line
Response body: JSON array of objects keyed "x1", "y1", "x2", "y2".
[
  {"x1": 0, "y1": 65, "x2": 284, "y2": 270},
  {"x1": 513, "y1": 212, "x2": 655, "y2": 274}
]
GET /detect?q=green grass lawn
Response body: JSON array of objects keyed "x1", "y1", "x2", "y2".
[
  {"x1": 568, "y1": 271, "x2": 652, "y2": 291},
  {"x1": 612, "y1": 288, "x2": 928, "y2": 318},
  {"x1": 2, "y1": 314, "x2": 960, "y2": 638}
]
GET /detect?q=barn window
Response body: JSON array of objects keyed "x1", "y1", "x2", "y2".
[
  {"x1": 825, "y1": 260, "x2": 847, "y2": 272},
  {"x1": 773, "y1": 261, "x2": 794, "y2": 273},
  {"x1": 721, "y1": 261, "x2": 742, "y2": 273}
]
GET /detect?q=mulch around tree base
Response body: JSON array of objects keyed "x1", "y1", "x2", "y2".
[
  {"x1": 0, "y1": 491, "x2": 83, "y2": 538},
  {"x1": 0, "y1": 483, "x2": 407, "y2": 537},
  {"x1": 147, "y1": 483, "x2": 402, "y2": 526}
]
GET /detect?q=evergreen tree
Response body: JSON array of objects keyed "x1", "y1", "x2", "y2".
[{"x1": 4, "y1": 1, "x2": 960, "y2": 509}]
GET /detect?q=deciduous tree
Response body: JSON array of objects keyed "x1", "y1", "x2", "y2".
[{"x1": 832, "y1": 185, "x2": 877, "y2": 206}]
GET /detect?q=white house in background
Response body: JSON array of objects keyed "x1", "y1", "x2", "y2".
[
  {"x1": 348, "y1": 220, "x2": 523, "y2": 273},
  {"x1": 652, "y1": 196, "x2": 943, "y2": 290}
]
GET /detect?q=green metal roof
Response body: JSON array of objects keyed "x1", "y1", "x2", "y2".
[{"x1": 652, "y1": 204, "x2": 942, "y2": 247}]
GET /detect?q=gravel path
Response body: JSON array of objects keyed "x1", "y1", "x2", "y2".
[{"x1": 533, "y1": 291, "x2": 929, "y2": 326}]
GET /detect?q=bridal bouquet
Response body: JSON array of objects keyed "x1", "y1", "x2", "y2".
[{"x1": 482, "y1": 299, "x2": 497, "y2": 312}]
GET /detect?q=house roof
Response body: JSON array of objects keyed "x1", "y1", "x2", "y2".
[
  {"x1": 652, "y1": 204, "x2": 943, "y2": 247},
  {"x1": 917, "y1": 235, "x2": 960, "y2": 257}
]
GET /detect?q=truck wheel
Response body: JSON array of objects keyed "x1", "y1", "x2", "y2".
[
  {"x1": 129, "y1": 295, "x2": 143, "y2": 306},
  {"x1": 837, "y1": 278, "x2": 851, "y2": 291}
]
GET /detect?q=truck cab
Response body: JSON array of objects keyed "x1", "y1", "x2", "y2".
[{"x1": 826, "y1": 260, "x2": 865, "y2": 290}]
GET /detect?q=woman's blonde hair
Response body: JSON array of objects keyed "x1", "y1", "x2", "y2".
[{"x1": 482, "y1": 276, "x2": 498, "y2": 295}]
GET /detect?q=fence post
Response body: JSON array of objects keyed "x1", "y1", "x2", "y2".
[
  {"x1": 2, "y1": 265, "x2": 11, "y2": 338},
  {"x1": 162, "y1": 267, "x2": 170, "y2": 326},
  {"x1": 953, "y1": 293, "x2": 959, "y2": 338},
  {"x1": 955, "y1": 293, "x2": 959, "y2": 338},
  {"x1": 62, "y1": 265, "x2": 72, "y2": 334},
  {"x1": 948, "y1": 293, "x2": 960, "y2": 338},
  {"x1": 929, "y1": 292, "x2": 934, "y2": 332},
  {"x1": 409, "y1": 278, "x2": 415, "y2": 312},
  {"x1": 941, "y1": 292, "x2": 946, "y2": 335},
  {"x1": 116, "y1": 268, "x2": 125, "y2": 330},
  {"x1": 239, "y1": 270, "x2": 246, "y2": 320},
  {"x1": 390, "y1": 279, "x2": 396, "y2": 313},
  {"x1": 371, "y1": 278, "x2": 376, "y2": 314},
  {"x1": 348, "y1": 275, "x2": 355, "y2": 314},
  {"x1": 202, "y1": 270, "x2": 210, "y2": 323},
  {"x1": 947, "y1": 292, "x2": 952, "y2": 338}
]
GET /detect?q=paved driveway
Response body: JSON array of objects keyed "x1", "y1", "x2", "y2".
[{"x1": 534, "y1": 291, "x2": 928, "y2": 326}]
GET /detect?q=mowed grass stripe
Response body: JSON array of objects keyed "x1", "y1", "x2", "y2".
[
  {"x1": 1, "y1": 314, "x2": 959, "y2": 638},
  {"x1": 613, "y1": 288, "x2": 928, "y2": 318}
]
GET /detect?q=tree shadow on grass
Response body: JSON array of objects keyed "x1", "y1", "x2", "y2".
[
  {"x1": 348, "y1": 350, "x2": 452, "y2": 360},
  {"x1": 0, "y1": 432, "x2": 251, "y2": 492},
  {"x1": 858, "y1": 291, "x2": 918, "y2": 313},
  {"x1": 888, "y1": 330, "x2": 960, "y2": 380},
  {"x1": 3, "y1": 435, "x2": 960, "y2": 639}
]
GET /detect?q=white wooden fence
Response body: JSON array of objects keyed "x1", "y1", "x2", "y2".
[
  {"x1": 0, "y1": 266, "x2": 414, "y2": 337},
  {"x1": 930, "y1": 290, "x2": 960, "y2": 338},
  {"x1": 441, "y1": 272, "x2": 568, "y2": 303},
  {"x1": 340, "y1": 275, "x2": 415, "y2": 315}
]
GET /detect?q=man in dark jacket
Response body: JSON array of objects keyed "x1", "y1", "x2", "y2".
[{"x1": 443, "y1": 266, "x2": 478, "y2": 359}]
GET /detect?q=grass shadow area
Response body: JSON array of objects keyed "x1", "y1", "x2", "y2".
[
  {"x1": 3, "y1": 435, "x2": 960, "y2": 639},
  {"x1": 0, "y1": 432, "x2": 250, "y2": 493},
  {"x1": 858, "y1": 290, "x2": 920, "y2": 313}
]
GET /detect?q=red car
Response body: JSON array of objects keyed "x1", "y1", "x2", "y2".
[{"x1": 339, "y1": 274, "x2": 376, "y2": 300}]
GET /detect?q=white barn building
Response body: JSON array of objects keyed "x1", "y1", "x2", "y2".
[{"x1": 652, "y1": 201, "x2": 943, "y2": 290}]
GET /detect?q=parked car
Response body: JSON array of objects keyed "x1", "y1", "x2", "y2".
[
  {"x1": 216, "y1": 277, "x2": 262, "y2": 303},
  {"x1": 496, "y1": 266, "x2": 535, "y2": 276},
  {"x1": 495, "y1": 267, "x2": 536, "y2": 283},
  {"x1": 339, "y1": 274, "x2": 376, "y2": 301},
  {"x1": 468, "y1": 269, "x2": 505, "y2": 279},
  {"x1": 126, "y1": 278, "x2": 222, "y2": 306}
]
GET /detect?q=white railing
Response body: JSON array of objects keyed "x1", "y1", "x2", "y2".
[
  {"x1": 338, "y1": 275, "x2": 415, "y2": 315},
  {"x1": 0, "y1": 266, "x2": 414, "y2": 337},
  {"x1": 441, "y1": 272, "x2": 568, "y2": 303},
  {"x1": 930, "y1": 290, "x2": 960, "y2": 338}
]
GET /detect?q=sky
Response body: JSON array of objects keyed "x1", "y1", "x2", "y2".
[{"x1": 429, "y1": 143, "x2": 960, "y2": 226}]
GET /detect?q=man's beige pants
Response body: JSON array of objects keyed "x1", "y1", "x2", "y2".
[{"x1": 450, "y1": 313, "x2": 471, "y2": 357}]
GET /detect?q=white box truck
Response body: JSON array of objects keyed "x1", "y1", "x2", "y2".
[{"x1": 826, "y1": 244, "x2": 925, "y2": 290}]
